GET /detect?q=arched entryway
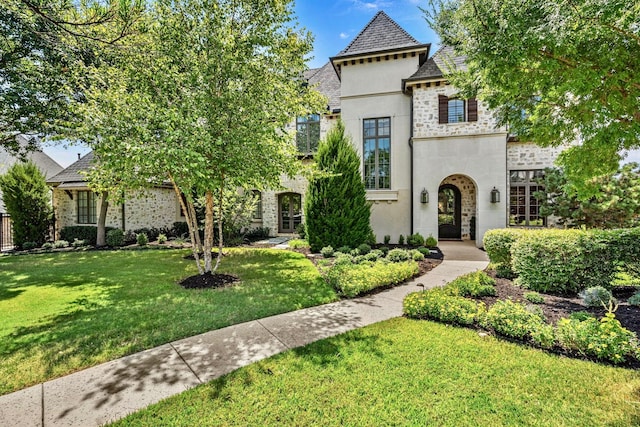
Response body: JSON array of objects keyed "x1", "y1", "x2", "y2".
[
  {"x1": 438, "y1": 175, "x2": 477, "y2": 240},
  {"x1": 278, "y1": 192, "x2": 302, "y2": 233},
  {"x1": 438, "y1": 184, "x2": 461, "y2": 239}
]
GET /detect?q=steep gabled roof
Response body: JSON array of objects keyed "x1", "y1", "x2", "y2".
[
  {"x1": 307, "y1": 61, "x2": 341, "y2": 112},
  {"x1": 407, "y1": 45, "x2": 467, "y2": 81},
  {"x1": 47, "y1": 152, "x2": 94, "y2": 185},
  {"x1": 333, "y1": 11, "x2": 423, "y2": 59}
]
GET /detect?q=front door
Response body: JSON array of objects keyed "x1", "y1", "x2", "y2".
[
  {"x1": 438, "y1": 184, "x2": 461, "y2": 239},
  {"x1": 279, "y1": 193, "x2": 302, "y2": 233}
]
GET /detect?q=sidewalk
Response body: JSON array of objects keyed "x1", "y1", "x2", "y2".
[{"x1": 0, "y1": 242, "x2": 488, "y2": 427}]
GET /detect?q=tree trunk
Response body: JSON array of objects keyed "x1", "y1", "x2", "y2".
[
  {"x1": 213, "y1": 182, "x2": 224, "y2": 272},
  {"x1": 96, "y1": 191, "x2": 109, "y2": 247},
  {"x1": 203, "y1": 190, "x2": 215, "y2": 274},
  {"x1": 170, "y1": 178, "x2": 203, "y2": 275}
]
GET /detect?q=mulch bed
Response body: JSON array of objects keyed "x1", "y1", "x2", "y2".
[
  {"x1": 179, "y1": 272, "x2": 239, "y2": 289},
  {"x1": 480, "y1": 270, "x2": 640, "y2": 338}
]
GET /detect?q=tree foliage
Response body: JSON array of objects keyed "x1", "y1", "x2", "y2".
[
  {"x1": 69, "y1": 0, "x2": 323, "y2": 273},
  {"x1": 305, "y1": 120, "x2": 374, "y2": 253},
  {"x1": 535, "y1": 164, "x2": 640, "y2": 229},
  {"x1": 0, "y1": 161, "x2": 52, "y2": 248},
  {"x1": 0, "y1": 0, "x2": 144, "y2": 153},
  {"x1": 425, "y1": 0, "x2": 640, "y2": 195}
]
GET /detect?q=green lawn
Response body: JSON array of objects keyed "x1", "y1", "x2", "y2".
[
  {"x1": 112, "y1": 318, "x2": 640, "y2": 427},
  {"x1": 0, "y1": 248, "x2": 338, "y2": 395}
]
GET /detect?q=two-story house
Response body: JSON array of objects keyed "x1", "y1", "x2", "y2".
[{"x1": 252, "y1": 11, "x2": 565, "y2": 246}]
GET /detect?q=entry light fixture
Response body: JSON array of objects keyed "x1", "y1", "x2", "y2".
[
  {"x1": 420, "y1": 188, "x2": 429, "y2": 204},
  {"x1": 490, "y1": 187, "x2": 500, "y2": 203}
]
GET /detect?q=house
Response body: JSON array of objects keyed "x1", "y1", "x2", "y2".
[
  {"x1": 49, "y1": 11, "x2": 565, "y2": 245},
  {"x1": 47, "y1": 152, "x2": 183, "y2": 236},
  {"x1": 251, "y1": 11, "x2": 565, "y2": 246}
]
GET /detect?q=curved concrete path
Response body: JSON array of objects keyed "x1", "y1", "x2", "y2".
[{"x1": 0, "y1": 242, "x2": 488, "y2": 427}]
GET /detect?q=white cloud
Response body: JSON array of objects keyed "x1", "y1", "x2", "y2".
[
  {"x1": 339, "y1": 32, "x2": 350, "y2": 39},
  {"x1": 351, "y1": 0, "x2": 392, "y2": 11}
]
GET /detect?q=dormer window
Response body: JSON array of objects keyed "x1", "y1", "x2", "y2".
[
  {"x1": 296, "y1": 114, "x2": 320, "y2": 154},
  {"x1": 438, "y1": 95, "x2": 478, "y2": 124}
]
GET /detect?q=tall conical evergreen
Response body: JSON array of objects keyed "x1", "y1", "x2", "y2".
[{"x1": 305, "y1": 120, "x2": 373, "y2": 252}]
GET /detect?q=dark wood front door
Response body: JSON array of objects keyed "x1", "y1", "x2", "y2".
[
  {"x1": 279, "y1": 193, "x2": 302, "y2": 233},
  {"x1": 438, "y1": 184, "x2": 462, "y2": 239}
]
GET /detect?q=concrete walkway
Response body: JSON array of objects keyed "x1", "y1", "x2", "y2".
[{"x1": 0, "y1": 242, "x2": 488, "y2": 427}]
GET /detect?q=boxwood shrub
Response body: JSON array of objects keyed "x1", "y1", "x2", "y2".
[
  {"x1": 483, "y1": 228, "x2": 529, "y2": 267},
  {"x1": 403, "y1": 288, "x2": 485, "y2": 326},
  {"x1": 447, "y1": 271, "x2": 496, "y2": 297},
  {"x1": 326, "y1": 260, "x2": 418, "y2": 297}
]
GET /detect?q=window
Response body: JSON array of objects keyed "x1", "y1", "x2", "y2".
[
  {"x1": 77, "y1": 191, "x2": 97, "y2": 224},
  {"x1": 363, "y1": 117, "x2": 391, "y2": 190},
  {"x1": 509, "y1": 170, "x2": 545, "y2": 226},
  {"x1": 438, "y1": 95, "x2": 478, "y2": 124},
  {"x1": 296, "y1": 114, "x2": 320, "y2": 154},
  {"x1": 252, "y1": 190, "x2": 262, "y2": 220}
]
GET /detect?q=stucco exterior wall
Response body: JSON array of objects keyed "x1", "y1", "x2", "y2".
[
  {"x1": 52, "y1": 187, "x2": 181, "y2": 238},
  {"x1": 412, "y1": 85, "x2": 503, "y2": 139}
]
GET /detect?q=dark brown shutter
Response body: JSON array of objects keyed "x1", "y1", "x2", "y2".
[
  {"x1": 438, "y1": 95, "x2": 448, "y2": 124},
  {"x1": 467, "y1": 98, "x2": 478, "y2": 122}
]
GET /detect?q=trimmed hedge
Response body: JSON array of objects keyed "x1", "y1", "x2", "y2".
[
  {"x1": 326, "y1": 260, "x2": 419, "y2": 298},
  {"x1": 483, "y1": 228, "x2": 529, "y2": 266},
  {"x1": 60, "y1": 226, "x2": 114, "y2": 246}
]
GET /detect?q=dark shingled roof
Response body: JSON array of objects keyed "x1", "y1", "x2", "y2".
[
  {"x1": 306, "y1": 61, "x2": 341, "y2": 112},
  {"x1": 334, "y1": 11, "x2": 422, "y2": 58},
  {"x1": 408, "y1": 45, "x2": 467, "y2": 81},
  {"x1": 47, "y1": 152, "x2": 94, "y2": 184}
]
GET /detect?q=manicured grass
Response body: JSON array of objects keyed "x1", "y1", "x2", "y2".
[
  {"x1": 112, "y1": 318, "x2": 640, "y2": 427},
  {"x1": 0, "y1": 248, "x2": 338, "y2": 395}
]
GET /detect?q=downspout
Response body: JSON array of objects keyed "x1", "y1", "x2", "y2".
[{"x1": 409, "y1": 91, "x2": 415, "y2": 236}]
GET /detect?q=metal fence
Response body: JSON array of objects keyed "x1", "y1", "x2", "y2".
[{"x1": 0, "y1": 213, "x2": 13, "y2": 251}]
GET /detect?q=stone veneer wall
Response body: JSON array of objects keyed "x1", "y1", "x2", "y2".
[
  {"x1": 440, "y1": 175, "x2": 476, "y2": 240},
  {"x1": 506, "y1": 142, "x2": 566, "y2": 170},
  {"x1": 53, "y1": 187, "x2": 181, "y2": 238},
  {"x1": 412, "y1": 85, "x2": 502, "y2": 139}
]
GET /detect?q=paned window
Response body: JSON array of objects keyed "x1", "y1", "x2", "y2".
[
  {"x1": 438, "y1": 95, "x2": 478, "y2": 124},
  {"x1": 296, "y1": 114, "x2": 321, "y2": 154},
  {"x1": 252, "y1": 190, "x2": 262, "y2": 220},
  {"x1": 363, "y1": 117, "x2": 391, "y2": 190},
  {"x1": 448, "y1": 99, "x2": 465, "y2": 123},
  {"x1": 77, "y1": 191, "x2": 97, "y2": 224},
  {"x1": 509, "y1": 170, "x2": 545, "y2": 226}
]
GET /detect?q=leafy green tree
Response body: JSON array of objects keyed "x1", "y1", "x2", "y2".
[
  {"x1": 535, "y1": 164, "x2": 640, "y2": 229},
  {"x1": 70, "y1": 0, "x2": 323, "y2": 274},
  {"x1": 0, "y1": 161, "x2": 52, "y2": 248},
  {"x1": 1, "y1": 0, "x2": 144, "y2": 154},
  {"x1": 425, "y1": 0, "x2": 640, "y2": 196},
  {"x1": 305, "y1": 121, "x2": 373, "y2": 253}
]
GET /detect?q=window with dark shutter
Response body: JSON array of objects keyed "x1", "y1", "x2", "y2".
[
  {"x1": 467, "y1": 98, "x2": 478, "y2": 122},
  {"x1": 438, "y1": 95, "x2": 448, "y2": 124}
]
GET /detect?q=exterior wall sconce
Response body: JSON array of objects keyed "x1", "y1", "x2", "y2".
[
  {"x1": 420, "y1": 188, "x2": 429, "y2": 204},
  {"x1": 490, "y1": 187, "x2": 500, "y2": 203}
]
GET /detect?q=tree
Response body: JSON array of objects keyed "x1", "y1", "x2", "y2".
[
  {"x1": 0, "y1": 0, "x2": 144, "y2": 154},
  {"x1": 70, "y1": 0, "x2": 324, "y2": 274},
  {"x1": 0, "y1": 161, "x2": 52, "y2": 248},
  {"x1": 425, "y1": 0, "x2": 640, "y2": 196},
  {"x1": 535, "y1": 164, "x2": 640, "y2": 229},
  {"x1": 305, "y1": 120, "x2": 373, "y2": 253}
]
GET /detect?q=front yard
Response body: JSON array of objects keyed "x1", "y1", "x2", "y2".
[
  {"x1": 111, "y1": 318, "x2": 640, "y2": 426},
  {"x1": 0, "y1": 248, "x2": 338, "y2": 395}
]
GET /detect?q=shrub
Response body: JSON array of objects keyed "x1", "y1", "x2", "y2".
[
  {"x1": 60, "y1": 226, "x2": 104, "y2": 246},
  {"x1": 379, "y1": 246, "x2": 389, "y2": 255},
  {"x1": 417, "y1": 247, "x2": 430, "y2": 256},
  {"x1": 336, "y1": 245, "x2": 351, "y2": 254},
  {"x1": 123, "y1": 230, "x2": 137, "y2": 245},
  {"x1": 41, "y1": 242, "x2": 53, "y2": 250},
  {"x1": 352, "y1": 255, "x2": 367, "y2": 264},
  {"x1": 524, "y1": 291, "x2": 545, "y2": 304},
  {"x1": 387, "y1": 248, "x2": 410, "y2": 262},
  {"x1": 447, "y1": 271, "x2": 496, "y2": 297},
  {"x1": 296, "y1": 223, "x2": 306, "y2": 239},
  {"x1": 22, "y1": 241, "x2": 37, "y2": 250},
  {"x1": 158, "y1": 233, "x2": 167, "y2": 244},
  {"x1": 244, "y1": 227, "x2": 270, "y2": 241},
  {"x1": 136, "y1": 233, "x2": 148, "y2": 246},
  {"x1": 320, "y1": 246, "x2": 334, "y2": 258},
  {"x1": 556, "y1": 312, "x2": 639, "y2": 364},
  {"x1": 580, "y1": 286, "x2": 615, "y2": 308},
  {"x1": 357, "y1": 243, "x2": 371, "y2": 255},
  {"x1": 529, "y1": 323, "x2": 556, "y2": 349},
  {"x1": 628, "y1": 292, "x2": 640, "y2": 306},
  {"x1": 483, "y1": 228, "x2": 529, "y2": 265},
  {"x1": 407, "y1": 233, "x2": 425, "y2": 247},
  {"x1": 288, "y1": 239, "x2": 309, "y2": 249},
  {"x1": 72, "y1": 238, "x2": 86, "y2": 248},
  {"x1": 334, "y1": 253, "x2": 354, "y2": 266},
  {"x1": 495, "y1": 263, "x2": 516, "y2": 280},
  {"x1": 410, "y1": 249, "x2": 425, "y2": 262},
  {"x1": 172, "y1": 221, "x2": 189, "y2": 238},
  {"x1": 305, "y1": 121, "x2": 373, "y2": 252},
  {"x1": 398, "y1": 234, "x2": 405, "y2": 245},
  {"x1": 403, "y1": 288, "x2": 485, "y2": 326},
  {"x1": 106, "y1": 229, "x2": 125, "y2": 247},
  {"x1": 482, "y1": 299, "x2": 549, "y2": 342},
  {"x1": 53, "y1": 240, "x2": 69, "y2": 248},
  {"x1": 425, "y1": 234, "x2": 438, "y2": 248},
  {"x1": 383, "y1": 235, "x2": 391, "y2": 245},
  {"x1": 326, "y1": 260, "x2": 419, "y2": 297}
]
